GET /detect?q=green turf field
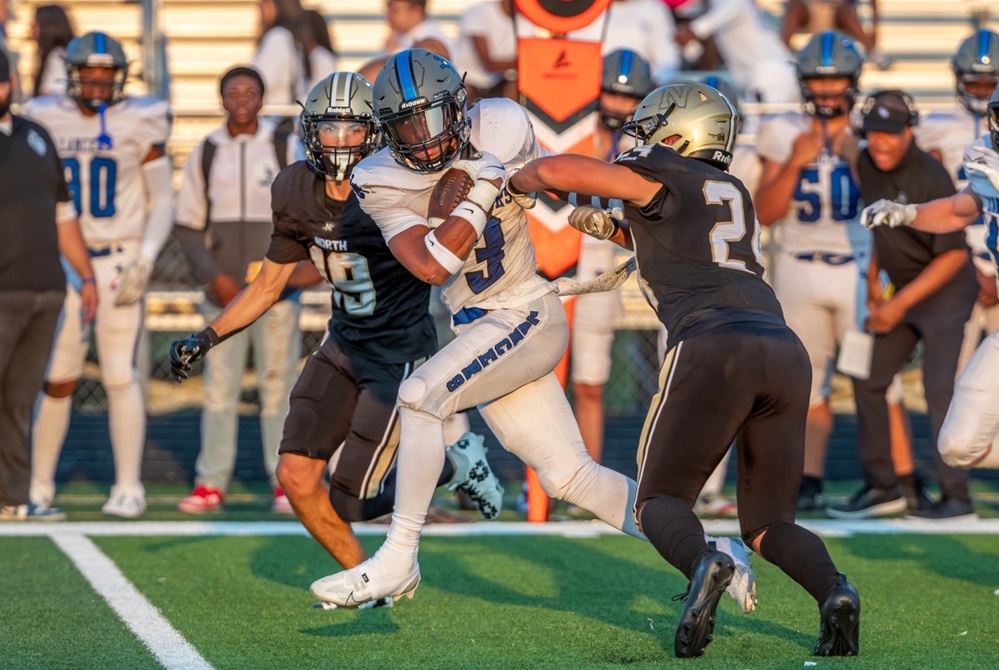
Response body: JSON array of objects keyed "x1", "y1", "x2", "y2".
[{"x1": 3, "y1": 525, "x2": 998, "y2": 670}]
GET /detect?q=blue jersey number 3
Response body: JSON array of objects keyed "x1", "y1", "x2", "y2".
[
  {"x1": 465, "y1": 219, "x2": 506, "y2": 294},
  {"x1": 64, "y1": 156, "x2": 117, "y2": 218}
]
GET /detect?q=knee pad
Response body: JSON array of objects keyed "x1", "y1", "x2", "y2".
[
  {"x1": 537, "y1": 456, "x2": 596, "y2": 503},
  {"x1": 102, "y1": 359, "x2": 137, "y2": 389},
  {"x1": 397, "y1": 375, "x2": 429, "y2": 412},
  {"x1": 938, "y1": 432, "x2": 990, "y2": 469}
]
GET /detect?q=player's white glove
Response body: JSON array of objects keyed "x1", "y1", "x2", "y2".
[
  {"x1": 114, "y1": 257, "x2": 154, "y2": 306},
  {"x1": 964, "y1": 160, "x2": 999, "y2": 196},
  {"x1": 451, "y1": 152, "x2": 507, "y2": 213},
  {"x1": 860, "y1": 199, "x2": 917, "y2": 230},
  {"x1": 567, "y1": 206, "x2": 623, "y2": 240}
]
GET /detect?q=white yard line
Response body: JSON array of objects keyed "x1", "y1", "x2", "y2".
[
  {"x1": 5, "y1": 518, "x2": 999, "y2": 538},
  {"x1": 49, "y1": 533, "x2": 214, "y2": 670}
]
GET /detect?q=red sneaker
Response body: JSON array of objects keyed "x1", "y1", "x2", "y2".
[
  {"x1": 272, "y1": 486, "x2": 293, "y2": 514},
  {"x1": 178, "y1": 485, "x2": 224, "y2": 513}
]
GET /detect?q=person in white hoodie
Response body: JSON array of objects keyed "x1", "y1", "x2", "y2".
[{"x1": 173, "y1": 66, "x2": 308, "y2": 515}]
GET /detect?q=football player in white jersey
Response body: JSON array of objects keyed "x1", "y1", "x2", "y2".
[
  {"x1": 310, "y1": 50, "x2": 757, "y2": 611},
  {"x1": 755, "y1": 31, "x2": 873, "y2": 513},
  {"x1": 25, "y1": 32, "x2": 172, "y2": 518},
  {"x1": 861, "y1": 84, "x2": 999, "y2": 471},
  {"x1": 914, "y1": 30, "x2": 999, "y2": 371}
]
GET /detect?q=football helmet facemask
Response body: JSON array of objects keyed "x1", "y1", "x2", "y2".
[
  {"x1": 622, "y1": 81, "x2": 739, "y2": 171},
  {"x1": 953, "y1": 29, "x2": 999, "y2": 114},
  {"x1": 600, "y1": 49, "x2": 654, "y2": 131},
  {"x1": 796, "y1": 30, "x2": 864, "y2": 118},
  {"x1": 66, "y1": 32, "x2": 128, "y2": 112},
  {"x1": 372, "y1": 48, "x2": 470, "y2": 173},
  {"x1": 988, "y1": 84, "x2": 999, "y2": 151},
  {"x1": 300, "y1": 72, "x2": 380, "y2": 183}
]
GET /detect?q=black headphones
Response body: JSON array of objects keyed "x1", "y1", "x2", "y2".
[{"x1": 854, "y1": 89, "x2": 920, "y2": 137}]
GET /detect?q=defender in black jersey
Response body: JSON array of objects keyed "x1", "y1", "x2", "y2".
[
  {"x1": 511, "y1": 81, "x2": 860, "y2": 659},
  {"x1": 169, "y1": 73, "x2": 502, "y2": 589}
]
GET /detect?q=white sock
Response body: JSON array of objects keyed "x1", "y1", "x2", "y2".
[
  {"x1": 29, "y1": 393, "x2": 72, "y2": 505},
  {"x1": 106, "y1": 381, "x2": 146, "y2": 493},
  {"x1": 558, "y1": 459, "x2": 645, "y2": 540},
  {"x1": 381, "y1": 406, "x2": 446, "y2": 567},
  {"x1": 443, "y1": 412, "x2": 471, "y2": 445}
]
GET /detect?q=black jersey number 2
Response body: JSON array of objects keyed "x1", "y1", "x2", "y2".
[{"x1": 703, "y1": 180, "x2": 764, "y2": 273}]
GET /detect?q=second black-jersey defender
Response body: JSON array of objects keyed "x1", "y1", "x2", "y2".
[
  {"x1": 510, "y1": 81, "x2": 860, "y2": 660},
  {"x1": 169, "y1": 73, "x2": 503, "y2": 581}
]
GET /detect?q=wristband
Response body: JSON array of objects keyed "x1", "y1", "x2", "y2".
[
  {"x1": 451, "y1": 201, "x2": 489, "y2": 236},
  {"x1": 81, "y1": 276, "x2": 96, "y2": 285},
  {"x1": 424, "y1": 231, "x2": 465, "y2": 275},
  {"x1": 200, "y1": 326, "x2": 221, "y2": 348}
]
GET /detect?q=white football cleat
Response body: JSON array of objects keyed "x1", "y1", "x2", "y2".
[
  {"x1": 102, "y1": 486, "x2": 147, "y2": 518},
  {"x1": 310, "y1": 596, "x2": 394, "y2": 611},
  {"x1": 446, "y1": 432, "x2": 503, "y2": 520},
  {"x1": 708, "y1": 535, "x2": 757, "y2": 614},
  {"x1": 311, "y1": 556, "x2": 421, "y2": 608}
]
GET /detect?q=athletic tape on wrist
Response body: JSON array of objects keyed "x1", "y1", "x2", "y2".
[
  {"x1": 451, "y1": 201, "x2": 488, "y2": 236},
  {"x1": 465, "y1": 180, "x2": 501, "y2": 213},
  {"x1": 425, "y1": 231, "x2": 465, "y2": 274}
]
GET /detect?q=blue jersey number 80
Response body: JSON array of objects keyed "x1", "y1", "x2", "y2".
[{"x1": 64, "y1": 157, "x2": 117, "y2": 218}]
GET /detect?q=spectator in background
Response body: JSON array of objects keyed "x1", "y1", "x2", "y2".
[
  {"x1": 385, "y1": 0, "x2": 452, "y2": 58},
  {"x1": 31, "y1": 5, "x2": 74, "y2": 98},
  {"x1": 455, "y1": 0, "x2": 523, "y2": 101},
  {"x1": 674, "y1": 0, "x2": 799, "y2": 105},
  {"x1": 27, "y1": 32, "x2": 173, "y2": 519},
  {"x1": 0, "y1": 48, "x2": 96, "y2": 522},
  {"x1": 782, "y1": 1, "x2": 886, "y2": 69},
  {"x1": 755, "y1": 32, "x2": 869, "y2": 513},
  {"x1": 173, "y1": 66, "x2": 307, "y2": 514},
  {"x1": 914, "y1": 30, "x2": 999, "y2": 373},
  {"x1": 830, "y1": 90, "x2": 978, "y2": 520},
  {"x1": 254, "y1": 0, "x2": 307, "y2": 111},
  {"x1": 571, "y1": 0, "x2": 680, "y2": 86},
  {"x1": 298, "y1": 10, "x2": 337, "y2": 97}
]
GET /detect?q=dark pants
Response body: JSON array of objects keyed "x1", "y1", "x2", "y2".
[
  {"x1": 852, "y1": 278, "x2": 976, "y2": 502},
  {"x1": 0, "y1": 290, "x2": 64, "y2": 505},
  {"x1": 635, "y1": 321, "x2": 811, "y2": 541}
]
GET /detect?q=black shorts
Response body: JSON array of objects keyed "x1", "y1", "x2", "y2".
[
  {"x1": 635, "y1": 321, "x2": 811, "y2": 540},
  {"x1": 278, "y1": 337, "x2": 422, "y2": 501}
]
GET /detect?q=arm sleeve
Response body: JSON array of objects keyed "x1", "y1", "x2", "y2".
[
  {"x1": 173, "y1": 224, "x2": 222, "y2": 285},
  {"x1": 689, "y1": 0, "x2": 743, "y2": 40},
  {"x1": 173, "y1": 141, "x2": 208, "y2": 230},
  {"x1": 139, "y1": 156, "x2": 175, "y2": 261}
]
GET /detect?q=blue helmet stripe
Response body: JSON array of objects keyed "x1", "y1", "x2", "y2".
[
  {"x1": 94, "y1": 32, "x2": 106, "y2": 54},
  {"x1": 397, "y1": 52, "x2": 418, "y2": 102},
  {"x1": 619, "y1": 50, "x2": 633, "y2": 80},
  {"x1": 980, "y1": 29, "x2": 991, "y2": 63},
  {"x1": 821, "y1": 31, "x2": 833, "y2": 67}
]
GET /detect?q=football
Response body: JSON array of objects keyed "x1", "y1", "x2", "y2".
[{"x1": 427, "y1": 167, "x2": 474, "y2": 222}]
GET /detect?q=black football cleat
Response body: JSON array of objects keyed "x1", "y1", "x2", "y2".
[
  {"x1": 813, "y1": 573, "x2": 860, "y2": 656},
  {"x1": 674, "y1": 549, "x2": 735, "y2": 658}
]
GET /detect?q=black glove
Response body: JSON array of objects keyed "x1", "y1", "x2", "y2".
[{"x1": 169, "y1": 328, "x2": 220, "y2": 382}]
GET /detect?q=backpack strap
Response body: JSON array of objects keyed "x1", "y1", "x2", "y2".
[
  {"x1": 274, "y1": 127, "x2": 290, "y2": 170},
  {"x1": 200, "y1": 137, "x2": 217, "y2": 227}
]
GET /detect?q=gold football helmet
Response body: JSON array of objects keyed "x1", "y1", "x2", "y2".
[{"x1": 622, "y1": 81, "x2": 739, "y2": 170}]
